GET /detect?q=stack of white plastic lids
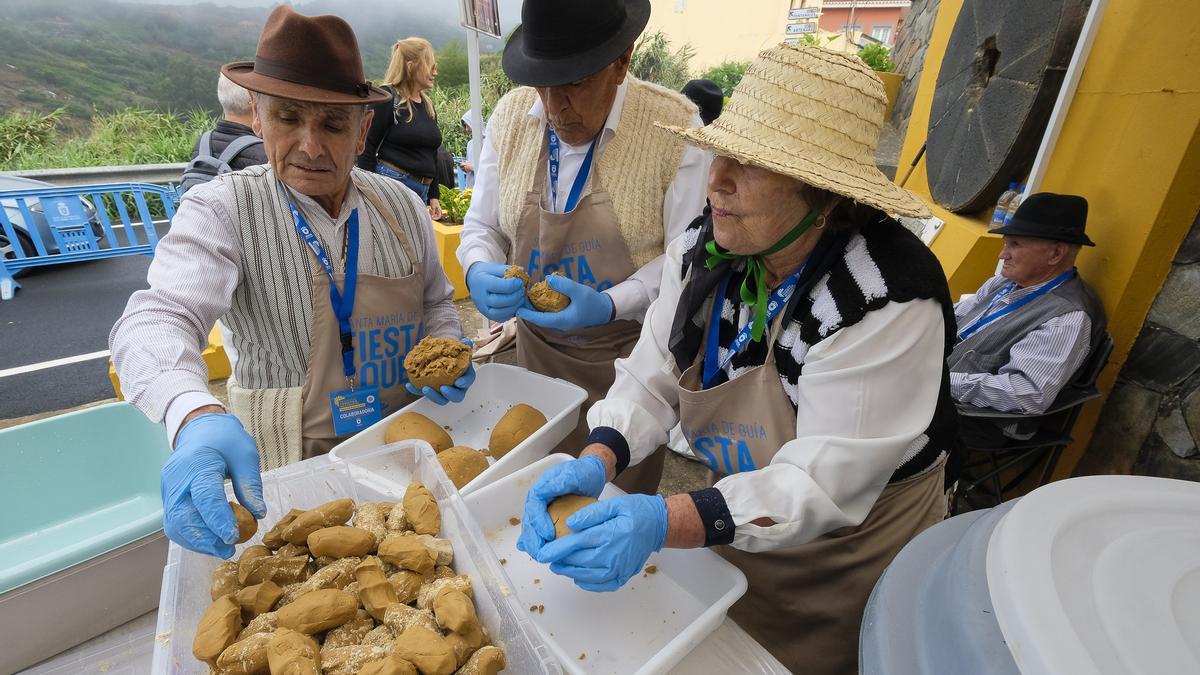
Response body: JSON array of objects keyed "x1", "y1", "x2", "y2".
[{"x1": 987, "y1": 475, "x2": 1200, "y2": 674}]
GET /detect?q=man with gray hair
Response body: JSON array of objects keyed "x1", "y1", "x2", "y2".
[
  {"x1": 112, "y1": 6, "x2": 469, "y2": 559},
  {"x1": 180, "y1": 74, "x2": 269, "y2": 192}
]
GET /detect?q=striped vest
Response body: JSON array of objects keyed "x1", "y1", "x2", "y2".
[{"x1": 220, "y1": 165, "x2": 429, "y2": 389}]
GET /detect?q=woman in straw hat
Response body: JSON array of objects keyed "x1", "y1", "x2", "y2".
[{"x1": 518, "y1": 45, "x2": 957, "y2": 672}]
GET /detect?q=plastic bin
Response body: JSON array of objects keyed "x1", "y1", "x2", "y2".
[
  {"x1": 463, "y1": 454, "x2": 748, "y2": 675},
  {"x1": 330, "y1": 363, "x2": 587, "y2": 495},
  {"x1": 152, "y1": 441, "x2": 560, "y2": 674},
  {"x1": 0, "y1": 402, "x2": 169, "y2": 674}
]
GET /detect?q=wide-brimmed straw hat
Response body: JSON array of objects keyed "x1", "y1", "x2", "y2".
[
  {"x1": 223, "y1": 5, "x2": 391, "y2": 106},
  {"x1": 660, "y1": 44, "x2": 930, "y2": 218}
]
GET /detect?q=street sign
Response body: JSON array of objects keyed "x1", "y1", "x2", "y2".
[
  {"x1": 789, "y1": 8, "x2": 821, "y2": 20},
  {"x1": 460, "y1": 0, "x2": 501, "y2": 38},
  {"x1": 786, "y1": 22, "x2": 818, "y2": 35}
]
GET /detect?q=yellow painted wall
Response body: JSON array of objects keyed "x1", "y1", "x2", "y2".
[
  {"x1": 900, "y1": 0, "x2": 1200, "y2": 477},
  {"x1": 647, "y1": 0, "x2": 798, "y2": 69}
]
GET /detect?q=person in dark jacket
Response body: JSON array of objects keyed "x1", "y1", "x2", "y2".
[
  {"x1": 189, "y1": 74, "x2": 268, "y2": 170},
  {"x1": 358, "y1": 37, "x2": 445, "y2": 221}
]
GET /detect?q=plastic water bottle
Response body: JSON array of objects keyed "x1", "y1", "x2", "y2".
[
  {"x1": 1003, "y1": 184, "x2": 1027, "y2": 226},
  {"x1": 991, "y1": 182, "x2": 1019, "y2": 225}
]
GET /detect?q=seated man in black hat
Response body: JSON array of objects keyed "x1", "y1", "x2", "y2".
[
  {"x1": 457, "y1": 0, "x2": 709, "y2": 494},
  {"x1": 948, "y1": 192, "x2": 1107, "y2": 447}
]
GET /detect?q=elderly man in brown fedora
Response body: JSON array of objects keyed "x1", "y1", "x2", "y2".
[
  {"x1": 110, "y1": 6, "x2": 468, "y2": 559},
  {"x1": 457, "y1": 0, "x2": 711, "y2": 495}
]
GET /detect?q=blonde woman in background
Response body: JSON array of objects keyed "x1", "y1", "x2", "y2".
[{"x1": 359, "y1": 37, "x2": 445, "y2": 220}]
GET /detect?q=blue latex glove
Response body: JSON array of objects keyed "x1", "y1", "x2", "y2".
[
  {"x1": 161, "y1": 413, "x2": 266, "y2": 559},
  {"x1": 536, "y1": 493, "x2": 668, "y2": 592},
  {"x1": 516, "y1": 275, "x2": 614, "y2": 330},
  {"x1": 406, "y1": 337, "x2": 476, "y2": 405},
  {"x1": 517, "y1": 455, "x2": 607, "y2": 559},
  {"x1": 466, "y1": 261, "x2": 528, "y2": 322}
]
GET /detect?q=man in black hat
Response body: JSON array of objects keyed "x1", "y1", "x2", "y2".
[
  {"x1": 948, "y1": 192, "x2": 1107, "y2": 446},
  {"x1": 681, "y1": 78, "x2": 724, "y2": 125},
  {"x1": 457, "y1": 0, "x2": 709, "y2": 494}
]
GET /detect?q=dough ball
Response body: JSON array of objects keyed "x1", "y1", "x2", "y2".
[
  {"x1": 234, "y1": 580, "x2": 282, "y2": 619},
  {"x1": 214, "y1": 630, "x2": 272, "y2": 675},
  {"x1": 548, "y1": 495, "x2": 599, "y2": 539},
  {"x1": 230, "y1": 501, "x2": 258, "y2": 544},
  {"x1": 360, "y1": 655, "x2": 419, "y2": 675},
  {"x1": 432, "y1": 587, "x2": 478, "y2": 634},
  {"x1": 276, "y1": 588, "x2": 358, "y2": 634},
  {"x1": 192, "y1": 594, "x2": 241, "y2": 665},
  {"x1": 403, "y1": 481, "x2": 441, "y2": 535},
  {"x1": 262, "y1": 508, "x2": 304, "y2": 549},
  {"x1": 306, "y1": 526, "x2": 376, "y2": 559},
  {"x1": 322, "y1": 609, "x2": 375, "y2": 649},
  {"x1": 393, "y1": 626, "x2": 457, "y2": 675},
  {"x1": 237, "y1": 611, "x2": 277, "y2": 641},
  {"x1": 384, "y1": 603, "x2": 441, "y2": 636},
  {"x1": 403, "y1": 336, "x2": 471, "y2": 390},
  {"x1": 211, "y1": 561, "x2": 241, "y2": 601},
  {"x1": 320, "y1": 645, "x2": 389, "y2": 675},
  {"x1": 378, "y1": 534, "x2": 436, "y2": 575},
  {"x1": 459, "y1": 645, "x2": 506, "y2": 675},
  {"x1": 355, "y1": 557, "x2": 399, "y2": 621},
  {"x1": 266, "y1": 628, "x2": 320, "y2": 675},
  {"x1": 528, "y1": 273, "x2": 570, "y2": 312},
  {"x1": 385, "y1": 412, "x2": 454, "y2": 453},
  {"x1": 353, "y1": 502, "x2": 394, "y2": 544},
  {"x1": 389, "y1": 570, "x2": 426, "y2": 604},
  {"x1": 436, "y1": 446, "x2": 490, "y2": 489},
  {"x1": 282, "y1": 499, "x2": 356, "y2": 545},
  {"x1": 503, "y1": 265, "x2": 531, "y2": 288},
  {"x1": 488, "y1": 404, "x2": 548, "y2": 460}
]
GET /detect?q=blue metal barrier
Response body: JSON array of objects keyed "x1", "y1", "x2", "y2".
[{"x1": 0, "y1": 182, "x2": 178, "y2": 300}]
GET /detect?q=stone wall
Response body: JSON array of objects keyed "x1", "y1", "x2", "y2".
[
  {"x1": 1077, "y1": 210, "x2": 1200, "y2": 480},
  {"x1": 889, "y1": 0, "x2": 941, "y2": 133}
]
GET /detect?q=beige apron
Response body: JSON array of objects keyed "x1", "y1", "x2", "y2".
[
  {"x1": 296, "y1": 182, "x2": 422, "y2": 460},
  {"x1": 677, "y1": 312, "x2": 945, "y2": 674},
  {"x1": 511, "y1": 145, "x2": 665, "y2": 495}
]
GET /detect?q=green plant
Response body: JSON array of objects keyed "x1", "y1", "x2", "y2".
[
  {"x1": 0, "y1": 108, "x2": 63, "y2": 164},
  {"x1": 799, "y1": 33, "x2": 840, "y2": 47},
  {"x1": 858, "y1": 43, "x2": 896, "y2": 72},
  {"x1": 631, "y1": 31, "x2": 695, "y2": 91},
  {"x1": 437, "y1": 185, "x2": 472, "y2": 224},
  {"x1": 699, "y1": 61, "x2": 749, "y2": 97}
]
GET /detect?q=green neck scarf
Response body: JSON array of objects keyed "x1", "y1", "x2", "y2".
[{"x1": 704, "y1": 210, "x2": 820, "y2": 341}]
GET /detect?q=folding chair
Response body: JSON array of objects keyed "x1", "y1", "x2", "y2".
[{"x1": 951, "y1": 333, "x2": 1114, "y2": 514}]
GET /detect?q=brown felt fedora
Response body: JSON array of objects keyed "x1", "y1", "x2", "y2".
[{"x1": 222, "y1": 5, "x2": 391, "y2": 105}]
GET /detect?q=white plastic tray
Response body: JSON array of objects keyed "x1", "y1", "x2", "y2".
[
  {"x1": 151, "y1": 442, "x2": 561, "y2": 675},
  {"x1": 330, "y1": 363, "x2": 587, "y2": 495},
  {"x1": 463, "y1": 454, "x2": 748, "y2": 675}
]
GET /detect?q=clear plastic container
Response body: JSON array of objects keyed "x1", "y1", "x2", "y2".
[
  {"x1": 151, "y1": 441, "x2": 560, "y2": 674},
  {"x1": 330, "y1": 363, "x2": 588, "y2": 495},
  {"x1": 464, "y1": 454, "x2": 748, "y2": 675}
]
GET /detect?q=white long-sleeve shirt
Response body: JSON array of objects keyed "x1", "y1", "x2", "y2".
[
  {"x1": 109, "y1": 175, "x2": 460, "y2": 446},
  {"x1": 457, "y1": 80, "x2": 712, "y2": 321},
  {"x1": 587, "y1": 235, "x2": 947, "y2": 552}
]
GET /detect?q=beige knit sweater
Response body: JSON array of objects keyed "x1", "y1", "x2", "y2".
[{"x1": 488, "y1": 77, "x2": 697, "y2": 269}]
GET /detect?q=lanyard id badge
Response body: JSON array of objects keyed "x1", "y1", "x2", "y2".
[
  {"x1": 703, "y1": 267, "x2": 804, "y2": 389},
  {"x1": 282, "y1": 184, "x2": 382, "y2": 434},
  {"x1": 957, "y1": 269, "x2": 1076, "y2": 341},
  {"x1": 547, "y1": 127, "x2": 598, "y2": 213}
]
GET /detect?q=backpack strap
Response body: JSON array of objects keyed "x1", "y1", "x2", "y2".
[{"x1": 217, "y1": 134, "x2": 264, "y2": 168}]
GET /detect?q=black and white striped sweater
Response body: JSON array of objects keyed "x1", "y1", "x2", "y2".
[{"x1": 671, "y1": 213, "x2": 958, "y2": 482}]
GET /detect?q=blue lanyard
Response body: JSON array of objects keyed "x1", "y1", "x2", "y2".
[
  {"x1": 547, "y1": 127, "x2": 597, "y2": 213},
  {"x1": 703, "y1": 268, "x2": 803, "y2": 389},
  {"x1": 957, "y1": 269, "x2": 1075, "y2": 341},
  {"x1": 283, "y1": 186, "x2": 360, "y2": 380}
]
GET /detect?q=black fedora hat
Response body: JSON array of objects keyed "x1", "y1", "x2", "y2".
[
  {"x1": 989, "y1": 192, "x2": 1095, "y2": 246},
  {"x1": 503, "y1": 0, "x2": 651, "y2": 87}
]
